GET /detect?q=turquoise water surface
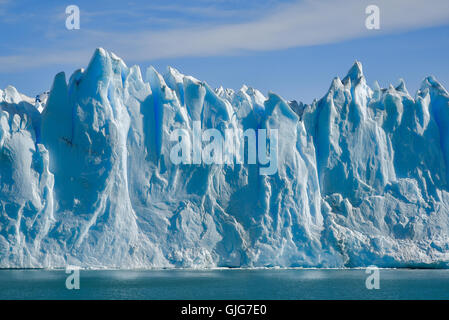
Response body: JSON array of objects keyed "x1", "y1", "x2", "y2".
[{"x1": 0, "y1": 269, "x2": 448, "y2": 300}]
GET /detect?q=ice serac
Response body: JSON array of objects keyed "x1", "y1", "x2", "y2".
[
  {"x1": 304, "y1": 62, "x2": 449, "y2": 267},
  {"x1": 0, "y1": 88, "x2": 54, "y2": 267},
  {"x1": 1, "y1": 48, "x2": 449, "y2": 268}
]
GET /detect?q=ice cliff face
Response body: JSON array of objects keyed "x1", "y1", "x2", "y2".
[{"x1": 1, "y1": 48, "x2": 449, "y2": 268}]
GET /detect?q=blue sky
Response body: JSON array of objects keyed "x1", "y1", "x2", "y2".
[{"x1": 0, "y1": 0, "x2": 448, "y2": 103}]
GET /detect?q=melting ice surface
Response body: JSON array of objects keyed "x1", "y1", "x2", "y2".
[{"x1": 1, "y1": 48, "x2": 449, "y2": 269}]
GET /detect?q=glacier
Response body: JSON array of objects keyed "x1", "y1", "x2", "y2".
[{"x1": 1, "y1": 48, "x2": 449, "y2": 268}]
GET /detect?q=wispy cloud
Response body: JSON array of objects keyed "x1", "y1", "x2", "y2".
[{"x1": 1, "y1": 0, "x2": 448, "y2": 72}]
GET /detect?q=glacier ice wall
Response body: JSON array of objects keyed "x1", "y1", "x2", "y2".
[{"x1": 1, "y1": 48, "x2": 449, "y2": 268}]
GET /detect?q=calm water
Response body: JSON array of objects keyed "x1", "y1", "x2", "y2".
[{"x1": 0, "y1": 269, "x2": 448, "y2": 300}]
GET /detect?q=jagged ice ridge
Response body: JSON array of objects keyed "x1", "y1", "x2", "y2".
[{"x1": 1, "y1": 48, "x2": 449, "y2": 268}]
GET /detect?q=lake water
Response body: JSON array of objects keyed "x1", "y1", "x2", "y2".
[{"x1": 0, "y1": 269, "x2": 448, "y2": 300}]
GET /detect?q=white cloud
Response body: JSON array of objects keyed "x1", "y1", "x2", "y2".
[
  {"x1": 1, "y1": 0, "x2": 448, "y2": 71},
  {"x1": 121, "y1": 0, "x2": 449, "y2": 59}
]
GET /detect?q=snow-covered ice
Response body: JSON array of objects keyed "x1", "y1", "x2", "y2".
[{"x1": 1, "y1": 48, "x2": 449, "y2": 268}]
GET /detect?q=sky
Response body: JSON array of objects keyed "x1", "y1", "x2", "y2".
[{"x1": 0, "y1": 0, "x2": 448, "y2": 104}]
